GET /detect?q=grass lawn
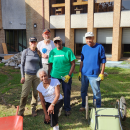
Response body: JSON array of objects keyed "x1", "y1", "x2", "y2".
[{"x1": 0, "y1": 62, "x2": 130, "y2": 130}]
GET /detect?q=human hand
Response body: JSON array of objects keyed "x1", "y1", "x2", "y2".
[
  {"x1": 42, "y1": 53, "x2": 48, "y2": 58},
  {"x1": 64, "y1": 75, "x2": 70, "y2": 83},
  {"x1": 21, "y1": 77, "x2": 25, "y2": 84},
  {"x1": 45, "y1": 114, "x2": 50, "y2": 123},
  {"x1": 78, "y1": 72, "x2": 81, "y2": 81},
  {"x1": 47, "y1": 104, "x2": 54, "y2": 115},
  {"x1": 98, "y1": 74, "x2": 104, "y2": 81}
]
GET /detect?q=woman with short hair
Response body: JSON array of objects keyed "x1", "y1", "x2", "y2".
[{"x1": 37, "y1": 68, "x2": 63, "y2": 130}]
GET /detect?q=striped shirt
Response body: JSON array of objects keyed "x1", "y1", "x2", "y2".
[{"x1": 37, "y1": 78, "x2": 63, "y2": 103}]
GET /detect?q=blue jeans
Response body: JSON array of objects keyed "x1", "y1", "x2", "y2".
[
  {"x1": 81, "y1": 75, "x2": 101, "y2": 108},
  {"x1": 58, "y1": 78, "x2": 72, "y2": 112}
]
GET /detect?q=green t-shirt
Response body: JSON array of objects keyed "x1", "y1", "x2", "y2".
[{"x1": 48, "y1": 47, "x2": 76, "y2": 79}]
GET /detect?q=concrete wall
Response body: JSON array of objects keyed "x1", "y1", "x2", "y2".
[
  {"x1": 94, "y1": 12, "x2": 113, "y2": 28},
  {"x1": 1, "y1": 0, "x2": 26, "y2": 29},
  {"x1": 71, "y1": 14, "x2": 87, "y2": 28},
  {"x1": 50, "y1": 15, "x2": 65, "y2": 29},
  {"x1": 120, "y1": 11, "x2": 130, "y2": 27}
]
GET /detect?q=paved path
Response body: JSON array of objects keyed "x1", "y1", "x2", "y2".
[{"x1": 76, "y1": 60, "x2": 130, "y2": 69}]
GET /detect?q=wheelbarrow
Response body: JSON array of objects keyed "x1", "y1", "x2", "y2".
[
  {"x1": 86, "y1": 96, "x2": 126, "y2": 130},
  {"x1": 0, "y1": 106, "x2": 23, "y2": 130}
]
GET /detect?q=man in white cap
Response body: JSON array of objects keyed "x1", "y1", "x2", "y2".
[
  {"x1": 78, "y1": 32, "x2": 106, "y2": 111},
  {"x1": 37, "y1": 29, "x2": 55, "y2": 72}
]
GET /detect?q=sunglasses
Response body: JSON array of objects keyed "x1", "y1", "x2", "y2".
[
  {"x1": 54, "y1": 40, "x2": 61, "y2": 44},
  {"x1": 31, "y1": 41, "x2": 37, "y2": 43}
]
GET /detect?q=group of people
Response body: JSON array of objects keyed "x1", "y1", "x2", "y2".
[{"x1": 18, "y1": 29, "x2": 106, "y2": 130}]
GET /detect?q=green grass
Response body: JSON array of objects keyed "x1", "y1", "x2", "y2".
[{"x1": 0, "y1": 63, "x2": 130, "y2": 130}]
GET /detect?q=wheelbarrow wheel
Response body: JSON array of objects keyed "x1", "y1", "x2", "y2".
[{"x1": 120, "y1": 96, "x2": 126, "y2": 121}]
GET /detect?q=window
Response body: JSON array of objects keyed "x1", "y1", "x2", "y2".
[
  {"x1": 94, "y1": 0, "x2": 114, "y2": 13},
  {"x1": 122, "y1": 28, "x2": 130, "y2": 57},
  {"x1": 71, "y1": 0, "x2": 88, "y2": 14},
  {"x1": 97, "y1": 28, "x2": 113, "y2": 55},
  {"x1": 5, "y1": 30, "x2": 27, "y2": 53},
  {"x1": 122, "y1": 0, "x2": 130, "y2": 11},
  {"x1": 75, "y1": 29, "x2": 87, "y2": 55}
]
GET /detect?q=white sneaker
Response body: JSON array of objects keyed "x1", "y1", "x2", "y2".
[
  {"x1": 58, "y1": 107, "x2": 62, "y2": 117},
  {"x1": 53, "y1": 125, "x2": 59, "y2": 130}
]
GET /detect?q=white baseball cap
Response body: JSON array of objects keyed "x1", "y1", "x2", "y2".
[{"x1": 85, "y1": 32, "x2": 94, "y2": 37}]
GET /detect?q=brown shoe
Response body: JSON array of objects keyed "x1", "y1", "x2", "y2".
[
  {"x1": 79, "y1": 107, "x2": 85, "y2": 112},
  {"x1": 32, "y1": 110, "x2": 37, "y2": 117}
]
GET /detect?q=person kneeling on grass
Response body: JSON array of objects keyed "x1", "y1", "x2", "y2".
[{"x1": 37, "y1": 68, "x2": 63, "y2": 130}]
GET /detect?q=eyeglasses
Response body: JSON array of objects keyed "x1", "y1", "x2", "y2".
[{"x1": 54, "y1": 40, "x2": 61, "y2": 44}]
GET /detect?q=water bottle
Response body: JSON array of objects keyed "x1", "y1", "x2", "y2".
[{"x1": 61, "y1": 76, "x2": 65, "y2": 81}]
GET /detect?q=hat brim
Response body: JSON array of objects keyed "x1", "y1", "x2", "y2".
[
  {"x1": 30, "y1": 39, "x2": 37, "y2": 42},
  {"x1": 85, "y1": 35, "x2": 94, "y2": 38},
  {"x1": 53, "y1": 39, "x2": 61, "y2": 42},
  {"x1": 44, "y1": 31, "x2": 50, "y2": 34}
]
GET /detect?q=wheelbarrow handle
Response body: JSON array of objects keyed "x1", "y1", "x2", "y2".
[{"x1": 16, "y1": 106, "x2": 19, "y2": 115}]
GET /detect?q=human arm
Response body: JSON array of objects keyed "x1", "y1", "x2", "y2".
[
  {"x1": 98, "y1": 46, "x2": 106, "y2": 80},
  {"x1": 78, "y1": 61, "x2": 83, "y2": 81},
  {"x1": 48, "y1": 50, "x2": 53, "y2": 77},
  {"x1": 100, "y1": 63, "x2": 105, "y2": 74},
  {"x1": 78, "y1": 53, "x2": 84, "y2": 80},
  {"x1": 47, "y1": 85, "x2": 60, "y2": 115},
  {"x1": 98, "y1": 63, "x2": 105, "y2": 81},
  {"x1": 38, "y1": 91, "x2": 50, "y2": 122},
  {"x1": 79, "y1": 61, "x2": 83, "y2": 72},
  {"x1": 69, "y1": 60, "x2": 75, "y2": 76},
  {"x1": 20, "y1": 49, "x2": 26, "y2": 84},
  {"x1": 64, "y1": 60, "x2": 75, "y2": 83}
]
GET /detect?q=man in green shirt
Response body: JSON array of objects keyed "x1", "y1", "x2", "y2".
[{"x1": 48, "y1": 36, "x2": 76, "y2": 116}]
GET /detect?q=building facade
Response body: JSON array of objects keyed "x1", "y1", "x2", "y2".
[
  {"x1": 43, "y1": 0, "x2": 130, "y2": 61},
  {"x1": 0, "y1": 0, "x2": 26, "y2": 54},
  {"x1": 0, "y1": 0, "x2": 130, "y2": 61}
]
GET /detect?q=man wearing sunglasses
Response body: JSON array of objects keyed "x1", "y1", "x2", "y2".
[{"x1": 48, "y1": 36, "x2": 76, "y2": 116}]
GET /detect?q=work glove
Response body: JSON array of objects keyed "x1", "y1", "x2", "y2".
[
  {"x1": 78, "y1": 72, "x2": 81, "y2": 81},
  {"x1": 64, "y1": 75, "x2": 70, "y2": 83},
  {"x1": 98, "y1": 74, "x2": 104, "y2": 81}
]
